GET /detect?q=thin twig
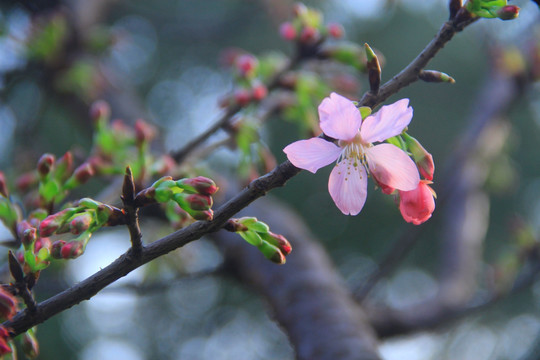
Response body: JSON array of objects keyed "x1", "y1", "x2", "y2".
[{"x1": 121, "y1": 167, "x2": 143, "y2": 255}]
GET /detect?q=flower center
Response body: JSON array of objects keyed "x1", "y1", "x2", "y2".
[{"x1": 337, "y1": 133, "x2": 370, "y2": 167}]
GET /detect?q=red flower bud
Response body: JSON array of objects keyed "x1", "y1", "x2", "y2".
[
  {"x1": 252, "y1": 84, "x2": 268, "y2": 101},
  {"x1": 0, "y1": 172, "x2": 8, "y2": 198},
  {"x1": 21, "y1": 228, "x2": 37, "y2": 248},
  {"x1": 70, "y1": 212, "x2": 94, "y2": 235},
  {"x1": 51, "y1": 240, "x2": 85, "y2": 259},
  {"x1": 190, "y1": 209, "x2": 214, "y2": 221},
  {"x1": 0, "y1": 288, "x2": 18, "y2": 320},
  {"x1": 177, "y1": 176, "x2": 218, "y2": 195},
  {"x1": 398, "y1": 181, "x2": 436, "y2": 225},
  {"x1": 55, "y1": 151, "x2": 74, "y2": 181},
  {"x1": 263, "y1": 231, "x2": 292, "y2": 256},
  {"x1": 279, "y1": 22, "x2": 297, "y2": 41},
  {"x1": 90, "y1": 100, "x2": 111, "y2": 125},
  {"x1": 134, "y1": 119, "x2": 157, "y2": 144},
  {"x1": 73, "y1": 162, "x2": 95, "y2": 184},
  {"x1": 299, "y1": 26, "x2": 319, "y2": 44},
  {"x1": 327, "y1": 23, "x2": 344, "y2": 39},
  {"x1": 234, "y1": 88, "x2": 252, "y2": 107},
  {"x1": 37, "y1": 154, "x2": 55, "y2": 177},
  {"x1": 235, "y1": 54, "x2": 258, "y2": 77},
  {"x1": 16, "y1": 172, "x2": 38, "y2": 192},
  {"x1": 497, "y1": 5, "x2": 519, "y2": 20},
  {"x1": 0, "y1": 326, "x2": 12, "y2": 356},
  {"x1": 184, "y1": 194, "x2": 213, "y2": 211},
  {"x1": 34, "y1": 236, "x2": 51, "y2": 253}
]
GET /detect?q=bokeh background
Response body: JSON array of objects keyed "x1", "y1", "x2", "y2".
[{"x1": 1, "y1": 0, "x2": 540, "y2": 359}]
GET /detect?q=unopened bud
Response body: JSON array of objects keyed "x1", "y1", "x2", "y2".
[
  {"x1": 0, "y1": 172, "x2": 8, "y2": 198},
  {"x1": 189, "y1": 209, "x2": 214, "y2": 221},
  {"x1": 37, "y1": 154, "x2": 55, "y2": 177},
  {"x1": 299, "y1": 26, "x2": 319, "y2": 44},
  {"x1": 327, "y1": 23, "x2": 344, "y2": 39},
  {"x1": 21, "y1": 228, "x2": 37, "y2": 249},
  {"x1": 235, "y1": 54, "x2": 258, "y2": 78},
  {"x1": 34, "y1": 236, "x2": 51, "y2": 253},
  {"x1": 177, "y1": 176, "x2": 218, "y2": 195},
  {"x1": 184, "y1": 194, "x2": 213, "y2": 211},
  {"x1": 403, "y1": 133, "x2": 435, "y2": 180},
  {"x1": 365, "y1": 43, "x2": 381, "y2": 93},
  {"x1": 16, "y1": 172, "x2": 38, "y2": 192},
  {"x1": 0, "y1": 287, "x2": 18, "y2": 320},
  {"x1": 51, "y1": 240, "x2": 85, "y2": 259},
  {"x1": 279, "y1": 22, "x2": 297, "y2": 41},
  {"x1": 419, "y1": 70, "x2": 455, "y2": 84},
  {"x1": 261, "y1": 231, "x2": 292, "y2": 256},
  {"x1": 252, "y1": 84, "x2": 268, "y2": 101},
  {"x1": 258, "y1": 241, "x2": 286, "y2": 264},
  {"x1": 0, "y1": 326, "x2": 12, "y2": 356},
  {"x1": 55, "y1": 151, "x2": 74, "y2": 182},
  {"x1": 497, "y1": 5, "x2": 519, "y2": 20},
  {"x1": 39, "y1": 208, "x2": 75, "y2": 237},
  {"x1": 234, "y1": 88, "x2": 252, "y2": 107},
  {"x1": 90, "y1": 100, "x2": 111, "y2": 126},
  {"x1": 70, "y1": 212, "x2": 94, "y2": 235},
  {"x1": 64, "y1": 163, "x2": 94, "y2": 190},
  {"x1": 134, "y1": 119, "x2": 157, "y2": 145},
  {"x1": 22, "y1": 330, "x2": 39, "y2": 359}
]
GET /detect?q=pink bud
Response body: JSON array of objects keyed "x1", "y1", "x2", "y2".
[
  {"x1": 16, "y1": 220, "x2": 33, "y2": 240},
  {"x1": 39, "y1": 217, "x2": 60, "y2": 237},
  {"x1": 90, "y1": 100, "x2": 111, "y2": 124},
  {"x1": 21, "y1": 228, "x2": 37, "y2": 248},
  {"x1": 190, "y1": 209, "x2": 214, "y2": 221},
  {"x1": 55, "y1": 151, "x2": 74, "y2": 181},
  {"x1": 327, "y1": 23, "x2": 344, "y2": 39},
  {"x1": 264, "y1": 231, "x2": 292, "y2": 256},
  {"x1": 37, "y1": 154, "x2": 55, "y2": 177},
  {"x1": 252, "y1": 84, "x2": 268, "y2": 101},
  {"x1": 70, "y1": 212, "x2": 93, "y2": 235},
  {"x1": 185, "y1": 194, "x2": 213, "y2": 211},
  {"x1": 34, "y1": 237, "x2": 51, "y2": 253},
  {"x1": 299, "y1": 26, "x2": 319, "y2": 44},
  {"x1": 0, "y1": 287, "x2": 17, "y2": 320},
  {"x1": 234, "y1": 88, "x2": 252, "y2": 106},
  {"x1": 235, "y1": 54, "x2": 258, "y2": 77},
  {"x1": 16, "y1": 172, "x2": 38, "y2": 192},
  {"x1": 0, "y1": 326, "x2": 11, "y2": 356},
  {"x1": 0, "y1": 172, "x2": 8, "y2": 197},
  {"x1": 279, "y1": 22, "x2": 297, "y2": 41},
  {"x1": 497, "y1": 5, "x2": 519, "y2": 20},
  {"x1": 177, "y1": 176, "x2": 218, "y2": 195},
  {"x1": 398, "y1": 181, "x2": 436, "y2": 225},
  {"x1": 134, "y1": 119, "x2": 157, "y2": 144},
  {"x1": 73, "y1": 162, "x2": 95, "y2": 184}
]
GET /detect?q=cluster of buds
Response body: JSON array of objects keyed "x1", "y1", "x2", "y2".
[
  {"x1": 226, "y1": 217, "x2": 292, "y2": 264},
  {"x1": 464, "y1": 0, "x2": 520, "y2": 21},
  {"x1": 0, "y1": 171, "x2": 20, "y2": 232},
  {"x1": 89, "y1": 100, "x2": 173, "y2": 183},
  {"x1": 27, "y1": 151, "x2": 95, "y2": 207},
  {"x1": 16, "y1": 214, "x2": 52, "y2": 272},
  {"x1": 382, "y1": 133, "x2": 436, "y2": 225},
  {"x1": 136, "y1": 175, "x2": 218, "y2": 223},
  {"x1": 220, "y1": 51, "x2": 270, "y2": 108},
  {"x1": 279, "y1": 3, "x2": 344, "y2": 46},
  {"x1": 38, "y1": 198, "x2": 124, "y2": 260}
]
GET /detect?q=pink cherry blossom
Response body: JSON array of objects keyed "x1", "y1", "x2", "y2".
[
  {"x1": 398, "y1": 180, "x2": 436, "y2": 225},
  {"x1": 283, "y1": 92, "x2": 419, "y2": 215}
]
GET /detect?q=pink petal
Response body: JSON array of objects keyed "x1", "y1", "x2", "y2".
[
  {"x1": 365, "y1": 143, "x2": 419, "y2": 191},
  {"x1": 319, "y1": 92, "x2": 362, "y2": 141},
  {"x1": 360, "y1": 98, "x2": 413, "y2": 143},
  {"x1": 284, "y1": 138, "x2": 341, "y2": 174},
  {"x1": 328, "y1": 159, "x2": 368, "y2": 215}
]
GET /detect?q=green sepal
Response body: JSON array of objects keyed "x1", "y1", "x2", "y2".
[
  {"x1": 238, "y1": 230, "x2": 264, "y2": 247},
  {"x1": 358, "y1": 107, "x2": 372, "y2": 119}
]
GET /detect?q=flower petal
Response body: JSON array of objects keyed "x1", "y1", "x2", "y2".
[
  {"x1": 284, "y1": 138, "x2": 341, "y2": 174},
  {"x1": 360, "y1": 98, "x2": 413, "y2": 143},
  {"x1": 328, "y1": 159, "x2": 368, "y2": 215},
  {"x1": 319, "y1": 92, "x2": 362, "y2": 141},
  {"x1": 366, "y1": 143, "x2": 419, "y2": 191}
]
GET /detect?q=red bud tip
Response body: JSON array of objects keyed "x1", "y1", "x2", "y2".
[
  {"x1": 90, "y1": 100, "x2": 111, "y2": 123},
  {"x1": 39, "y1": 217, "x2": 59, "y2": 237},
  {"x1": 73, "y1": 162, "x2": 95, "y2": 184},
  {"x1": 497, "y1": 5, "x2": 519, "y2": 20},
  {"x1": 21, "y1": 228, "x2": 37, "y2": 247},
  {"x1": 234, "y1": 88, "x2": 252, "y2": 106},
  {"x1": 70, "y1": 213, "x2": 93, "y2": 235},
  {"x1": 279, "y1": 22, "x2": 297, "y2": 41},
  {"x1": 299, "y1": 26, "x2": 318, "y2": 44},
  {"x1": 185, "y1": 194, "x2": 213, "y2": 211},
  {"x1": 0, "y1": 172, "x2": 8, "y2": 197},
  {"x1": 34, "y1": 237, "x2": 51, "y2": 253},
  {"x1": 52, "y1": 240, "x2": 85, "y2": 259},
  {"x1": 0, "y1": 326, "x2": 11, "y2": 356},
  {"x1": 37, "y1": 154, "x2": 55, "y2": 177},
  {"x1": 16, "y1": 172, "x2": 38, "y2": 192},
  {"x1": 178, "y1": 176, "x2": 219, "y2": 195},
  {"x1": 0, "y1": 287, "x2": 18, "y2": 321},
  {"x1": 327, "y1": 23, "x2": 344, "y2": 39},
  {"x1": 235, "y1": 54, "x2": 258, "y2": 77},
  {"x1": 252, "y1": 84, "x2": 268, "y2": 101},
  {"x1": 135, "y1": 119, "x2": 157, "y2": 144}
]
